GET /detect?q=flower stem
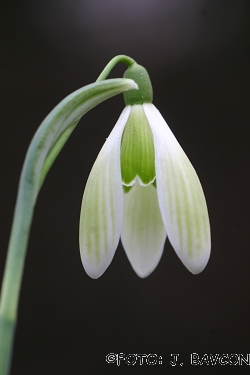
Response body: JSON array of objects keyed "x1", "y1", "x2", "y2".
[
  {"x1": 0, "y1": 318, "x2": 16, "y2": 375},
  {"x1": 96, "y1": 55, "x2": 136, "y2": 82},
  {"x1": 0, "y1": 180, "x2": 34, "y2": 375}
]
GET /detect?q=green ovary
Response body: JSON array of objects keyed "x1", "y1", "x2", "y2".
[{"x1": 120, "y1": 105, "x2": 156, "y2": 187}]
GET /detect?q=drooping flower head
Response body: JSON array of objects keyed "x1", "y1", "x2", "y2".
[{"x1": 79, "y1": 57, "x2": 211, "y2": 278}]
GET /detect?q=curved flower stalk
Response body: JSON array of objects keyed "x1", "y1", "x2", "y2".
[
  {"x1": 0, "y1": 77, "x2": 137, "y2": 375},
  {"x1": 80, "y1": 58, "x2": 211, "y2": 278}
]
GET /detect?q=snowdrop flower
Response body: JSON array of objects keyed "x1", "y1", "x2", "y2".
[{"x1": 79, "y1": 62, "x2": 210, "y2": 278}]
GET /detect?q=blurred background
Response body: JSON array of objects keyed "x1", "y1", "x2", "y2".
[{"x1": 1, "y1": 0, "x2": 250, "y2": 374}]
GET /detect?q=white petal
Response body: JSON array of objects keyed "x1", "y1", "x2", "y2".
[
  {"x1": 79, "y1": 106, "x2": 131, "y2": 278},
  {"x1": 121, "y1": 181, "x2": 167, "y2": 278},
  {"x1": 144, "y1": 103, "x2": 211, "y2": 274}
]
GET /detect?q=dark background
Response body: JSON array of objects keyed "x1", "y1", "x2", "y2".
[{"x1": 1, "y1": 0, "x2": 250, "y2": 374}]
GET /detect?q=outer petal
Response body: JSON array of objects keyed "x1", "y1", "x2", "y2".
[
  {"x1": 79, "y1": 106, "x2": 131, "y2": 278},
  {"x1": 121, "y1": 181, "x2": 167, "y2": 278},
  {"x1": 144, "y1": 104, "x2": 211, "y2": 274}
]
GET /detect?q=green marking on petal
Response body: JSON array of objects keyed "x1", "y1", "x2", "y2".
[
  {"x1": 120, "y1": 105, "x2": 155, "y2": 186},
  {"x1": 123, "y1": 185, "x2": 133, "y2": 193}
]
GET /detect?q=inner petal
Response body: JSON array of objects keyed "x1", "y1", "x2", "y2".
[{"x1": 120, "y1": 104, "x2": 155, "y2": 186}]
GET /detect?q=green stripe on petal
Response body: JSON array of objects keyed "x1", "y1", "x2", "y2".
[
  {"x1": 120, "y1": 105, "x2": 156, "y2": 186},
  {"x1": 144, "y1": 103, "x2": 211, "y2": 274},
  {"x1": 121, "y1": 181, "x2": 166, "y2": 278},
  {"x1": 79, "y1": 106, "x2": 131, "y2": 278}
]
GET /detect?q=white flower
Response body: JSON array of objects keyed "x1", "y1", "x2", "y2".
[{"x1": 79, "y1": 103, "x2": 210, "y2": 278}]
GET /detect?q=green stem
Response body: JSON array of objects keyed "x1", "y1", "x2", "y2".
[
  {"x1": 0, "y1": 173, "x2": 33, "y2": 375},
  {"x1": 0, "y1": 77, "x2": 137, "y2": 375},
  {"x1": 0, "y1": 318, "x2": 15, "y2": 375},
  {"x1": 96, "y1": 55, "x2": 136, "y2": 82}
]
